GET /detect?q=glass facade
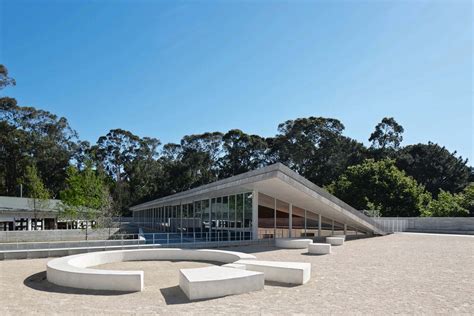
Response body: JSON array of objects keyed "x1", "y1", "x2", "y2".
[
  {"x1": 133, "y1": 190, "x2": 370, "y2": 242},
  {"x1": 133, "y1": 192, "x2": 253, "y2": 241}
]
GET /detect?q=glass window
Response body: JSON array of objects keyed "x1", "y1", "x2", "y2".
[
  {"x1": 202, "y1": 199, "x2": 210, "y2": 236},
  {"x1": 292, "y1": 206, "x2": 305, "y2": 237},
  {"x1": 236, "y1": 194, "x2": 243, "y2": 229}
]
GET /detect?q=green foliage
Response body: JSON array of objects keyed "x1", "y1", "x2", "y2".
[
  {"x1": 0, "y1": 64, "x2": 16, "y2": 90},
  {"x1": 269, "y1": 117, "x2": 366, "y2": 186},
  {"x1": 369, "y1": 117, "x2": 404, "y2": 150},
  {"x1": 458, "y1": 183, "x2": 474, "y2": 216},
  {"x1": 220, "y1": 129, "x2": 267, "y2": 178},
  {"x1": 396, "y1": 143, "x2": 470, "y2": 196},
  {"x1": 1, "y1": 67, "x2": 472, "y2": 217},
  {"x1": 327, "y1": 159, "x2": 431, "y2": 217},
  {"x1": 421, "y1": 190, "x2": 468, "y2": 217},
  {"x1": 24, "y1": 165, "x2": 50, "y2": 200},
  {"x1": 60, "y1": 163, "x2": 107, "y2": 220},
  {"x1": 0, "y1": 96, "x2": 78, "y2": 197}
]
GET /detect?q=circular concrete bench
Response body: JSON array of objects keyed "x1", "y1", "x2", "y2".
[
  {"x1": 47, "y1": 248, "x2": 256, "y2": 292},
  {"x1": 275, "y1": 238, "x2": 313, "y2": 249},
  {"x1": 332, "y1": 235, "x2": 346, "y2": 241},
  {"x1": 307, "y1": 243, "x2": 331, "y2": 255},
  {"x1": 326, "y1": 237, "x2": 344, "y2": 246}
]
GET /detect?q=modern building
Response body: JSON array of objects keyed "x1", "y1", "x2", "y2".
[
  {"x1": 0, "y1": 196, "x2": 92, "y2": 231},
  {"x1": 130, "y1": 163, "x2": 385, "y2": 241}
]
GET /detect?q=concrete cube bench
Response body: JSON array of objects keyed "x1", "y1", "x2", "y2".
[
  {"x1": 326, "y1": 237, "x2": 344, "y2": 246},
  {"x1": 179, "y1": 266, "x2": 264, "y2": 300},
  {"x1": 275, "y1": 238, "x2": 313, "y2": 249},
  {"x1": 307, "y1": 243, "x2": 331, "y2": 255},
  {"x1": 236, "y1": 259, "x2": 311, "y2": 285}
]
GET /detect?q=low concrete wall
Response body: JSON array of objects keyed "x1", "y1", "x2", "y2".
[
  {"x1": 374, "y1": 217, "x2": 474, "y2": 234},
  {"x1": 0, "y1": 228, "x2": 121, "y2": 243}
]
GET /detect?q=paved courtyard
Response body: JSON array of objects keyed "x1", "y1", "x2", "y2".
[{"x1": 0, "y1": 233, "x2": 473, "y2": 315}]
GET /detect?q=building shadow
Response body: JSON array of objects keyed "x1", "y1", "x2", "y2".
[{"x1": 23, "y1": 271, "x2": 133, "y2": 296}]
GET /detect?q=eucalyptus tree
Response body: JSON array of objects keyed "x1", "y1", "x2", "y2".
[
  {"x1": 220, "y1": 129, "x2": 268, "y2": 178},
  {"x1": 396, "y1": 142, "x2": 470, "y2": 196},
  {"x1": 0, "y1": 64, "x2": 15, "y2": 90},
  {"x1": 268, "y1": 117, "x2": 366, "y2": 186},
  {"x1": 0, "y1": 97, "x2": 78, "y2": 197},
  {"x1": 369, "y1": 117, "x2": 404, "y2": 150}
]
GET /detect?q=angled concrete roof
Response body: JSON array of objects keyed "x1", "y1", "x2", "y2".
[
  {"x1": 0, "y1": 196, "x2": 62, "y2": 213},
  {"x1": 130, "y1": 163, "x2": 385, "y2": 235}
]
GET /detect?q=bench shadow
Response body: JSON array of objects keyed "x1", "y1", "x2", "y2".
[
  {"x1": 301, "y1": 252, "x2": 329, "y2": 257},
  {"x1": 160, "y1": 285, "x2": 225, "y2": 305},
  {"x1": 23, "y1": 271, "x2": 133, "y2": 296}
]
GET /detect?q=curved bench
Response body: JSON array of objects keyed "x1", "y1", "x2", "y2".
[
  {"x1": 275, "y1": 238, "x2": 313, "y2": 249},
  {"x1": 326, "y1": 237, "x2": 344, "y2": 246},
  {"x1": 47, "y1": 248, "x2": 256, "y2": 292}
]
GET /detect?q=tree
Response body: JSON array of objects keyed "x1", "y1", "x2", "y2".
[
  {"x1": 396, "y1": 142, "x2": 470, "y2": 195},
  {"x1": 369, "y1": 117, "x2": 404, "y2": 150},
  {"x1": 0, "y1": 64, "x2": 16, "y2": 90},
  {"x1": 60, "y1": 163, "x2": 110, "y2": 238},
  {"x1": 220, "y1": 129, "x2": 268, "y2": 178},
  {"x1": 327, "y1": 159, "x2": 431, "y2": 217},
  {"x1": 91, "y1": 129, "x2": 161, "y2": 214},
  {"x1": 24, "y1": 165, "x2": 51, "y2": 230},
  {"x1": 421, "y1": 190, "x2": 468, "y2": 217},
  {"x1": 459, "y1": 183, "x2": 474, "y2": 216},
  {"x1": 0, "y1": 97, "x2": 79, "y2": 197},
  {"x1": 269, "y1": 117, "x2": 367, "y2": 186}
]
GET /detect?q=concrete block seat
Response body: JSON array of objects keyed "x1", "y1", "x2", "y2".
[
  {"x1": 275, "y1": 238, "x2": 313, "y2": 249},
  {"x1": 236, "y1": 259, "x2": 311, "y2": 285},
  {"x1": 47, "y1": 248, "x2": 256, "y2": 292},
  {"x1": 179, "y1": 266, "x2": 264, "y2": 300},
  {"x1": 307, "y1": 243, "x2": 331, "y2": 255},
  {"x1": 326, "y1": 237, "x2": 344, "y2": 246}
]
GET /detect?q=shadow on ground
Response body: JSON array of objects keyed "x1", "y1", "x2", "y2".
[{"x1": 23, "y1": 271, "x2": 133, "y2": 296}]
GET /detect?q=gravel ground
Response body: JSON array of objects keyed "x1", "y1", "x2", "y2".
[{"x1": 0, "y1": 233, "x2": 473, "y2": 315}]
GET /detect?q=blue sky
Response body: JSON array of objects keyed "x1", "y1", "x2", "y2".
[{"x1": 1, "y1": 0, "x2": 472, "y2": 162}]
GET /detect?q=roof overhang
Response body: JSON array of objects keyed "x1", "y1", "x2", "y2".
[{"x1": 130, "y1": 163, "x2": 385, "y2": 235}]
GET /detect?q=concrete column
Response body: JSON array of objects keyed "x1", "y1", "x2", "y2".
[
  {"x1": 288, "y1": 203, "x2": 293, "y2": 238},
  {"x1": 27, "y1": 218, "x2": 32, "y2": 231},
  {"x1": 273, "y1": 197, "x2": 277, "y2": 238},
  {"x1": 344, "y1": 223, "x2": 347, "y2": 235},
  {"x1": 304, "y1": 210, "x2": 307, "y2": 236},
  {"x1": 208, "y1": 198, "x2": 212, "y2": 237},
  {"x1": 318, "y1": 214, "x2": 322, "y2": 237},
  {"x1": 331, "y1": 220, "x2": 334, "y2": 235},
  {"x1": 252, "y1": 190, "x2": 258, "y2": 240},
  {"x1": 180, "y1": 203, "x2": 183, "y2": 233},
  {"x1": 42, "y1": 218, "x2": 45, "y2": 230}
]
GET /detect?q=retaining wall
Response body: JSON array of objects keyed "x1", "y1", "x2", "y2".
[
  {"x1": 0, "y1": 228, "x2": 121, "y2": 243},
  {"x1": 374, "y1": 217, "x2": 474, "y2": 234}
]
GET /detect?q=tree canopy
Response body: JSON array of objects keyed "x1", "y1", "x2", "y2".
[
  {"x1": 1, "y1": 64, "x2": 472, "y2": 218},
  {"x1": 326, "y1": 159, "x2": 431, "y2": 217}
]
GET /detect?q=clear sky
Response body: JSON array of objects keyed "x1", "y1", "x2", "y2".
[{"x1": 1, "y1": 0, "x2": 472, "y2": 162}]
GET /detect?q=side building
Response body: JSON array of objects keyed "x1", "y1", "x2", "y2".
[
  {"x1": 130, "y1": 163, "x2": 385, "y2": 241},
  {"x1": 0, "y1": 196, "x2": 92, "y2": 231}
]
